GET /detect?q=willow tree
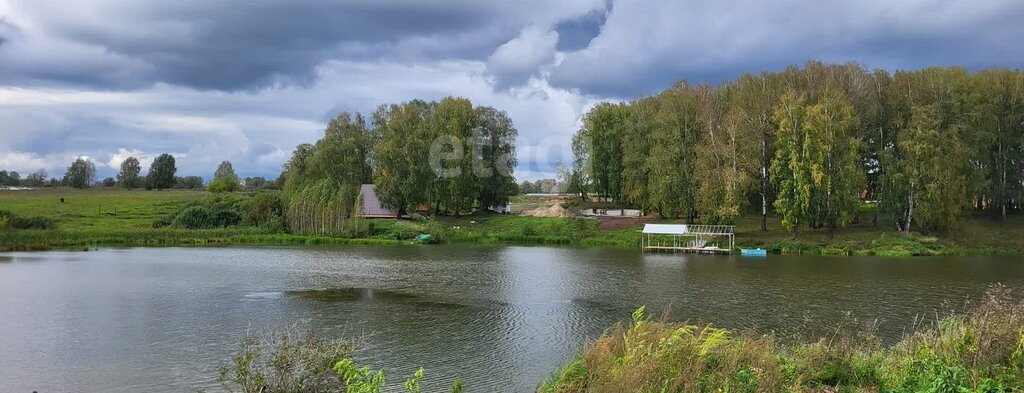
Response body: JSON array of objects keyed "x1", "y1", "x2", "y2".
[
  {"x1": 282, "y1": 144, "x2": 315, "y2": 194},
  {"x1": 770, "y1": 93, "x2": 812, "y2": 239},
  {"x1": 283, "y1": 112, "x2": 371, "y2": 235}
]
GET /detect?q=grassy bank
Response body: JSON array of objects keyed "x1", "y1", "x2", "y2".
[
  {"x1": 2, "y1": 188, "x2": 1023, "y2": 255},
  {"x1": 540, "y1": 286, "x2": 1024, "y2": 393}
]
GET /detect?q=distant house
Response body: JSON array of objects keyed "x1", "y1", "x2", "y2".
[
  {"x1": 358, "y1": 184, "x2": 428, "y2": 218},
  {"x1": 358, "y1": 184, "x2": 397, "y2": 218}
]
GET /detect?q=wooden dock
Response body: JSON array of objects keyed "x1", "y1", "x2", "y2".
[
  {"x1": 642, "y1": 246, "x2": 731, "y2": 254},
  {"x1": 641, "y1": 224, "x2": 735, "y2": 254}
]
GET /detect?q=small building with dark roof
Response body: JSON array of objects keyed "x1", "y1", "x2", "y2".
[{"x1": 358, "y1": 184, "x2": 397, "y2": 218}]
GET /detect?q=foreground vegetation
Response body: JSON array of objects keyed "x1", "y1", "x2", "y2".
[
  {"x1": 541, "y1": 286, "x2": 1024, "y2": 392},
  {"x1": 217, "y1": 323, "x2": 462, "y2": 393},
  {"x1": 2, "y1": 189, "x2": 1024, "y2": 255},
  {"x1": 223, "y1": 287, "x2": 1024, "y2": 392}
]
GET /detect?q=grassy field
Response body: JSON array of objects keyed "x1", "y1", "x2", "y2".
[
  {"x1": 2, "y1": 188, "x2": 1023, "y2": 255},
  {"x1": 0, "y1": 187, "x2": 206, "y2": 231}
]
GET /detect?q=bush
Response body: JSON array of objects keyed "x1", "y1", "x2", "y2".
[
  {"x1": 219, "y1": 324, "x2": 464, "y2": 393},
  {"x1": 242, "y1": 192, "x2": 285, "y2": 230},
  {"x1": 208, "y1": 178, "x2": 239, "y2": 193},
  {"x1": 0, "y1": 210, "x2": 55, "y2": 230},
  {"x1": 12, "y1": 216, "x2": 55, "y2": 230},
  {"x1": 218, "y1": 324, "x2": 353, "y2": 393},
  {"x1": 171, "y1": 206, "x2": 214, "y2": 229},
  {"x1": 160, "y1": 195, "x2": 247, "y2": 229}
]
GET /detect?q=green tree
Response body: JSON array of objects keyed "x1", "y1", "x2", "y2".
[
  {"x1": 147, "y1": 154, "x2": 177, "y2": 190},
  {"x1": 695, "y1": 83, "x2": 754, "y2": 224},
  {"x1": 620, "y1": 96, "x2": 656, "y2": 212},
  {"x1": 372, "y1": 101, "x2": 433, "y2": 217},
  {"x1": 972, "y1": 69, "x2": 1024, "y2": 222},
  {"x1": 427, "y1": 97, "x2": 478, "y2": 216},
  {"x1": 578, "y1": 103, "x2": 628, "y2": 202},
  {"x1": 802, "y1": 89, "x2": 863, "y2": 237},
  {"x1": 25, "y1": 169, "x2": 47, "y2": 187},
  {"x1": 284, "y1": 112, "x2": 373, "y2": 234},
  {"x1": 647, "y1": 84, "x2": 700, "y2": 220},
  {"x1": 174, "y1": 176, "x2": 204, "y2": 189},
  {"x1": 116, "y1": 157, "x2": 143, "y2": 188},
  {"x1": 63, "y1": 157, "x2": 96, "y2": 189},
  {"x1": 473, "y1": 106, "x2": 518, "y2": 209},
  {"x1": 730, "y1": 73, "x2": 778, "y2": 231},
  {"x1": 886, "y1": 105, "x2": 968, "y2": 233},
  {"x1": 209, "y1": 161, "x2": 241, "y2": 193},
  {"x1": 770, "y1": 93, "x2": 812, "y2": 239}
]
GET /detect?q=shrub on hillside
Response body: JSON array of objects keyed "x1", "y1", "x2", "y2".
[
  {"x1": 208, "y1": 178, "x2": 239, "y2": 193},
  {"x1": 159, "y1": 195, "x2": 247, "y2": 229},
  {"x1": 0, "y1": 210, "x2": 55, "y2": 230},
  {"x1": 171, "y1": 205, "x2": 214, "y2": 229},
  {"x1": 241, "y1": 192, "x2": 285, "y2": 230},
  {"x1": 218, "y1": 324, "x2": 463, "y2": 393}
]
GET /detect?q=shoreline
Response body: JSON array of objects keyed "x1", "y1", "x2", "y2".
[{"x1": 3, "y1": 227, "x2": 1022, "y2": 256}]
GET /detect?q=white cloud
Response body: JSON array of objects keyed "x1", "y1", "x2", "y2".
[
  {"x1": 0, "y1": 59, "x2": 596, "y2": 180},
  {"x1": 486, "y1": 26, "x2": 560, "y2": 88},
  {"x1": 0, "y1": 151, "x2": 71, "y2": 174}
]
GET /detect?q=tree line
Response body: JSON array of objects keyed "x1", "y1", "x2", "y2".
[
  {"x1": 572, "y1": 62, "x2": 1024, "y2": 238},
  {"x1": 280, "y1": 97, "x2": 518, "y2": 235},
  {"x1": 2, "y1": 155, "x2": 280, "y2": 192}
]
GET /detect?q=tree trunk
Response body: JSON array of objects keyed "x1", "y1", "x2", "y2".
[
  {"x1": 903, "y1": 187, "x2": 914, "y2": 234},
  {"x1": 1000, "y1": 141, "x2": 1007, "y2": 223},
  {"x1": 760, "y1": 139, "x2": 768, "y2": 232}
]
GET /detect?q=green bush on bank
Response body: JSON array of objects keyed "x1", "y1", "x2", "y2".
[
  {"x1": 0, "y1": 210, "x2": 55, "y2": 230},
  {"x1": 153, "y1": 194, "x2": 272, "y2": 230},
  {"x1": 539, "y1": 285, "x2": 1024, "y2": 393},
  {"x1": 218, "y1": 324, "x2": 463, "y2": 393}
]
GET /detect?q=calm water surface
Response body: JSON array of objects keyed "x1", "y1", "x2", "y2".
[{"x1": 0, "y1": 246, "x2": 1021, "y2": 392}]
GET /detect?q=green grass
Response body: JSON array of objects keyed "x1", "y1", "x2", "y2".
[
  {"x1": 2, "y1": 188, "x2": 1023, "y2": 255},
  {"x1": 0, "y1": 187, "x2": 206, "y2": 231},
  {"x1": 540, "y1": 286, "x2": 1024, "y2": 393}
]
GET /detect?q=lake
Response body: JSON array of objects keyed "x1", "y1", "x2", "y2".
[{"x1": 1, "y1": 246, "x2": 1021, "y2": 392}]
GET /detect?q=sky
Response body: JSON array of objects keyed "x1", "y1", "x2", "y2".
[{"x1": 1, "y1": 0, "x2": 1022, "y2": 181}]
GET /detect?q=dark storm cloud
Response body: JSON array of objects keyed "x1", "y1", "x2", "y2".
[
  {"x1": 553, "y1": 9, "x2": 606, "y2": 52},
  {"x1": 0, "y1": 0, "x2": 603, "y2": 90},
  {"x1": 549, "y1": 0, "x2": 1024, "y2": 97},
  {"x1": 1, "y1": 1, "x2": 492, "y2": 90}
]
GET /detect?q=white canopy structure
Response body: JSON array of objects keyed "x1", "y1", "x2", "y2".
[
  {"x1": 641, "y1": 224, "x2": 689, "y2": 235},
  {"x1": 641, "y1": 224, "x2": 734, "y2": 254}
]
